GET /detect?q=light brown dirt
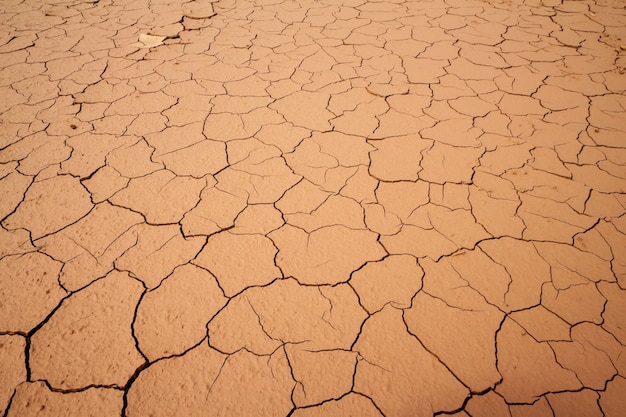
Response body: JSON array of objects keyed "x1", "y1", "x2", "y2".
[{"x1": 1, "y1": 0, "x2": 625, "y2": 416}]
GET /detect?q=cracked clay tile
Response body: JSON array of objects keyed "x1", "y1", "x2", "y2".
[
  {"x1": 588, "y1": 95, "x2": 626, "y2": 148},
  {"x1": 2, "y1": 174, "x2": 93, "y2": 240},
  {"x1": 207, "y1": 293, "x2": 283, "y2": 355},
  {"x1": 549, "y1": 336, "x2": 617, "y2": 390},
  {"x1": 193, "y1": 60, "x2": 255, "y2": 84},
  {"x1": 405, "y1": 290, "x2": 504, "y2": 393},
  {"x1": 155, "y1": 139, "x2": 228, "y2": 178},
  {"x1": 61, "y1": 132, "x2": 137, "y2": 178},
  {"x1": 508, "y1": 397, "x2": 554, "y2": 417},
  {"x1": 474, "y1": 112, "x2": 512, "y2": 136},
  {"x1": 271, "y1": 224, "x2": 386, "y2": 285},
  {"x1": 482, "y1": 238, "x2": 552, "y2": 306},
  {"x1": 285, "y1": 194, "x2": 365, "y2": 232},
  {"x1": 545, "y1": 73, "x2": 609, "y2": 96},
  {"x1": 443, "y1": 241, "x2": 541, "y2": 312},
  {"x1": 240, "y1": 278, "x2": 366, "y2": 351},
  {"x1": 215, "y1": 156, "x2": 301, "y2": 204},
  {"x1": 211, "y1": 94, "x2": 274, "y2": 115},
  {"x1": 597, "y1": 282, "x2": 626, "y2": 344},
  {"x1": 284, "y1": 140, "x2": 358, "y2": 193},
  {"x1": 254, "y1": 122, "x2": 311, "y2": 154},
  {"x1": 12, "y1": 73, "x2": 59, "y2": 104},
  {"x1": 180, "y1": 185, "x2": 247, "y2": 236},
  {"x1": 354, "y1": 306, "x2": 469, "y2": 417},
  {"x1": 406, "y1": 204, "x2": 491, "y2": 250},
  {"x1": 598, "y1": 158, "x2": 626, "y2": 181},
  {"x1": 369, "y1": 135, "x2": 430, "y2": 181},
  {"x1": 534, "y1": 241, "x2": 616, "y2": 285},
  {"x1": 497, "y1": 93, "x2": 549, "y2": 116},
  {"x1": 573, "y1": 226, "x2": 614, "y2": 262},
  {"x1": 38, "y1": 201, "x2": 143, "y2": 264},
  {"x1": 269, "y1": 90, "x2": 334, "y2": 131},
  {"x1": 0, "y1": 335, "x2": 26, "y2": 413},
  {"x1": 0, "y1": 89, "x2": 27, "y2": 121},
  {"x1": 458, "y1": 41, "x2": 510, "y2": 69},
  {"x1": 74, "y1": 79, "x2": 135, "y2": 105},
  {"x1": 0, "y1": 252, "x2": 66, "y2": 332},
  {"x1": 446, "y1": 57, "x2": 503, "y2": 81},
  {"x1": 0, "y1": 62, "x2": 46, "y2": 87},
  {"x1": 134, "y1": 263, "x2": 226, "y2": 361},
  {"x1": 380, "y1": 224, "x2": 460, "y2": 260},
  {"x1": 144, "y1": 123, "x2": 209, "y2": 159},
  {"x1": 450, "y1": 20, "x2": 507, "y2": 45},
  {"x1": 194, "y1": 231, "x2": 282, "y2": 297},
  {"x1": 115, "y1": 223, "x2": 205, "y2": 289},
  {"x1": 350, "y1": 254, "x2": 423, "y2": 314},
  {"x1": 595, "y1": 220, "x2": 626, "y2": 287},
  {"x1": 276, "y1": 178, "x2": 332, "y2": 215},
  {"x1": 224, "y1": 75, "x2": 271, "y2": 97},
  {"x1": 328, "y1": 86, "x2": 384, "y2": 116},
  {"x1": 29, "y1": 270, "x2": 145, "y2": 390},
  {"x1": 419, "y1": 142, "x2": 483, "y2": 184},
  {"x1": 566, "y1": 163, "x2": 626, "y2": 194},
  {"x1": 128, "y1": 343, "x2": 294, "y2": 417},
  {"x1": 311, "y1": 131, "x2": 374, "y2": 167},
  {"x1": 527, "y1": 147, "x2": 572, "y2": 178},
  {"x1": 91, "y1": 114, "x2": 137, "y2": 136},
  {"x1": 0, "y1": 227, "x2": 33, "y2": 258},
  {"x1": 429, "y1": 182, "x2": 471, "y2": 210},
  {"x1": 518, "y1": 193, "x2": 597, "y2": 243},
  {"x1": 105, "y1": 90, "x2": 177, "y2": 116},
  {"x1": 476, "y1": 142, "x2": 533, "y2": 176},
  {"x1": 509, "y1": 305, "x2": 572, "y2": 342},
  {"x1": 534, "y1": 84, "x2": 589, "y2": 112},
  {"x1": 82, "y1": 166, "x2": 130, "y2": 203},
  {"x1": 402, "y1": 56, "x2": 447, "y2": 84},
  {"x1": 6, "y1": 382, "x2": 123, "y2": 417},
  {"x1": 128, "y1": 72, "x2": 169, "y2": 94},
  {"x1": 464, "y1": 391, "x2": 511, "y2": 417},
  {"x1": 109, "y1": 169, "x2": 206, "y2": 224},
  {"x1": 44, "y1": 54, "x2": 97, "y2": 82},
  {"x1": 370, "y1": 108, "x2": 436, "y2": 139},
  {"x1": 546, "y1": 390, "x2": 603, "y2": 417},
  {"x1": 503, "y1": 165, "x2": 590, "y2": 211},
  {"x1": 423, "y1": 99, "x2": 466, "y2": 122},
  {"x1": 448, "y1": 96, "x2": 499, "y2": 118},
  {"x1": 599, "y1": 375, "x2": 626, "y2": 417},
  {"x1": 287, "y1": 346, "x2": 357, "y2": 407},
  {"x1": 495, "y1": 318, "x2": 582, "y2": 404},
  {"x1": 205, "y1": 349, "x2": 294, "y2": 417},
  {"x1": 290, "y1": 393, "x2": 384, "y2": 417},
  {"x1": 0, "y1": 171, "x2": 31, "y2": 220},
  {"x1": 340, "y1": 164, "x2": 378, "y2": 204},
  {"x1": 419, "y1": 255, "x2": 498, "y2": 312},
  {"x1": 468, "y1": 188, "x2": 524, "y2": 239},
  {"x1": 231, "y1": 204, "x2": 284, "y2": 235},
  {"x1": 226, "y1": 137, "x2": 283, "y2": 167},
  {"x1": 125, "y1": 341, "x2": 226, "y2": 417},
  {"x1": 106, "y1": 138, "x2": 164, "y2": 178},
  {"x1": 573, "y1": 322, "x2": 626, "y2": 379}
]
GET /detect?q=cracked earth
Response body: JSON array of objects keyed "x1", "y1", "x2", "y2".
[{"x1": 1, "y1": 0, "x2": 625, "y2": 415}]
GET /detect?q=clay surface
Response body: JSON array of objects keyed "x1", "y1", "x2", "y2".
[{"x1": 0, "y1": 0, "x2": 625, "y2": 415}]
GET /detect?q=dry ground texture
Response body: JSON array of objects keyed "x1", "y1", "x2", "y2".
[{"x1": 1, "y1": 0, "x2": 626, "y2": 415}]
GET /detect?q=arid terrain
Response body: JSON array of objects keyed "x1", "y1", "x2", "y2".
[{"x1": 1, "y1": 0, "x2": 625, "y2": 415}]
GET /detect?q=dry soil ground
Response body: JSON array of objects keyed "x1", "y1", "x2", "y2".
[{"x1": 1, "y1": 0, "x2": 625, "y2": 416}]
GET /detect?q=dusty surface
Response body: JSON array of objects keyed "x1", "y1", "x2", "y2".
[{"x1": 1, "y1": 0, "x2": 625, "y2": 415}]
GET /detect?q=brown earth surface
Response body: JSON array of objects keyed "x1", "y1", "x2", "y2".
[{"x1": 1, "y1": 0, "x2": 626, "y2": 415}]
